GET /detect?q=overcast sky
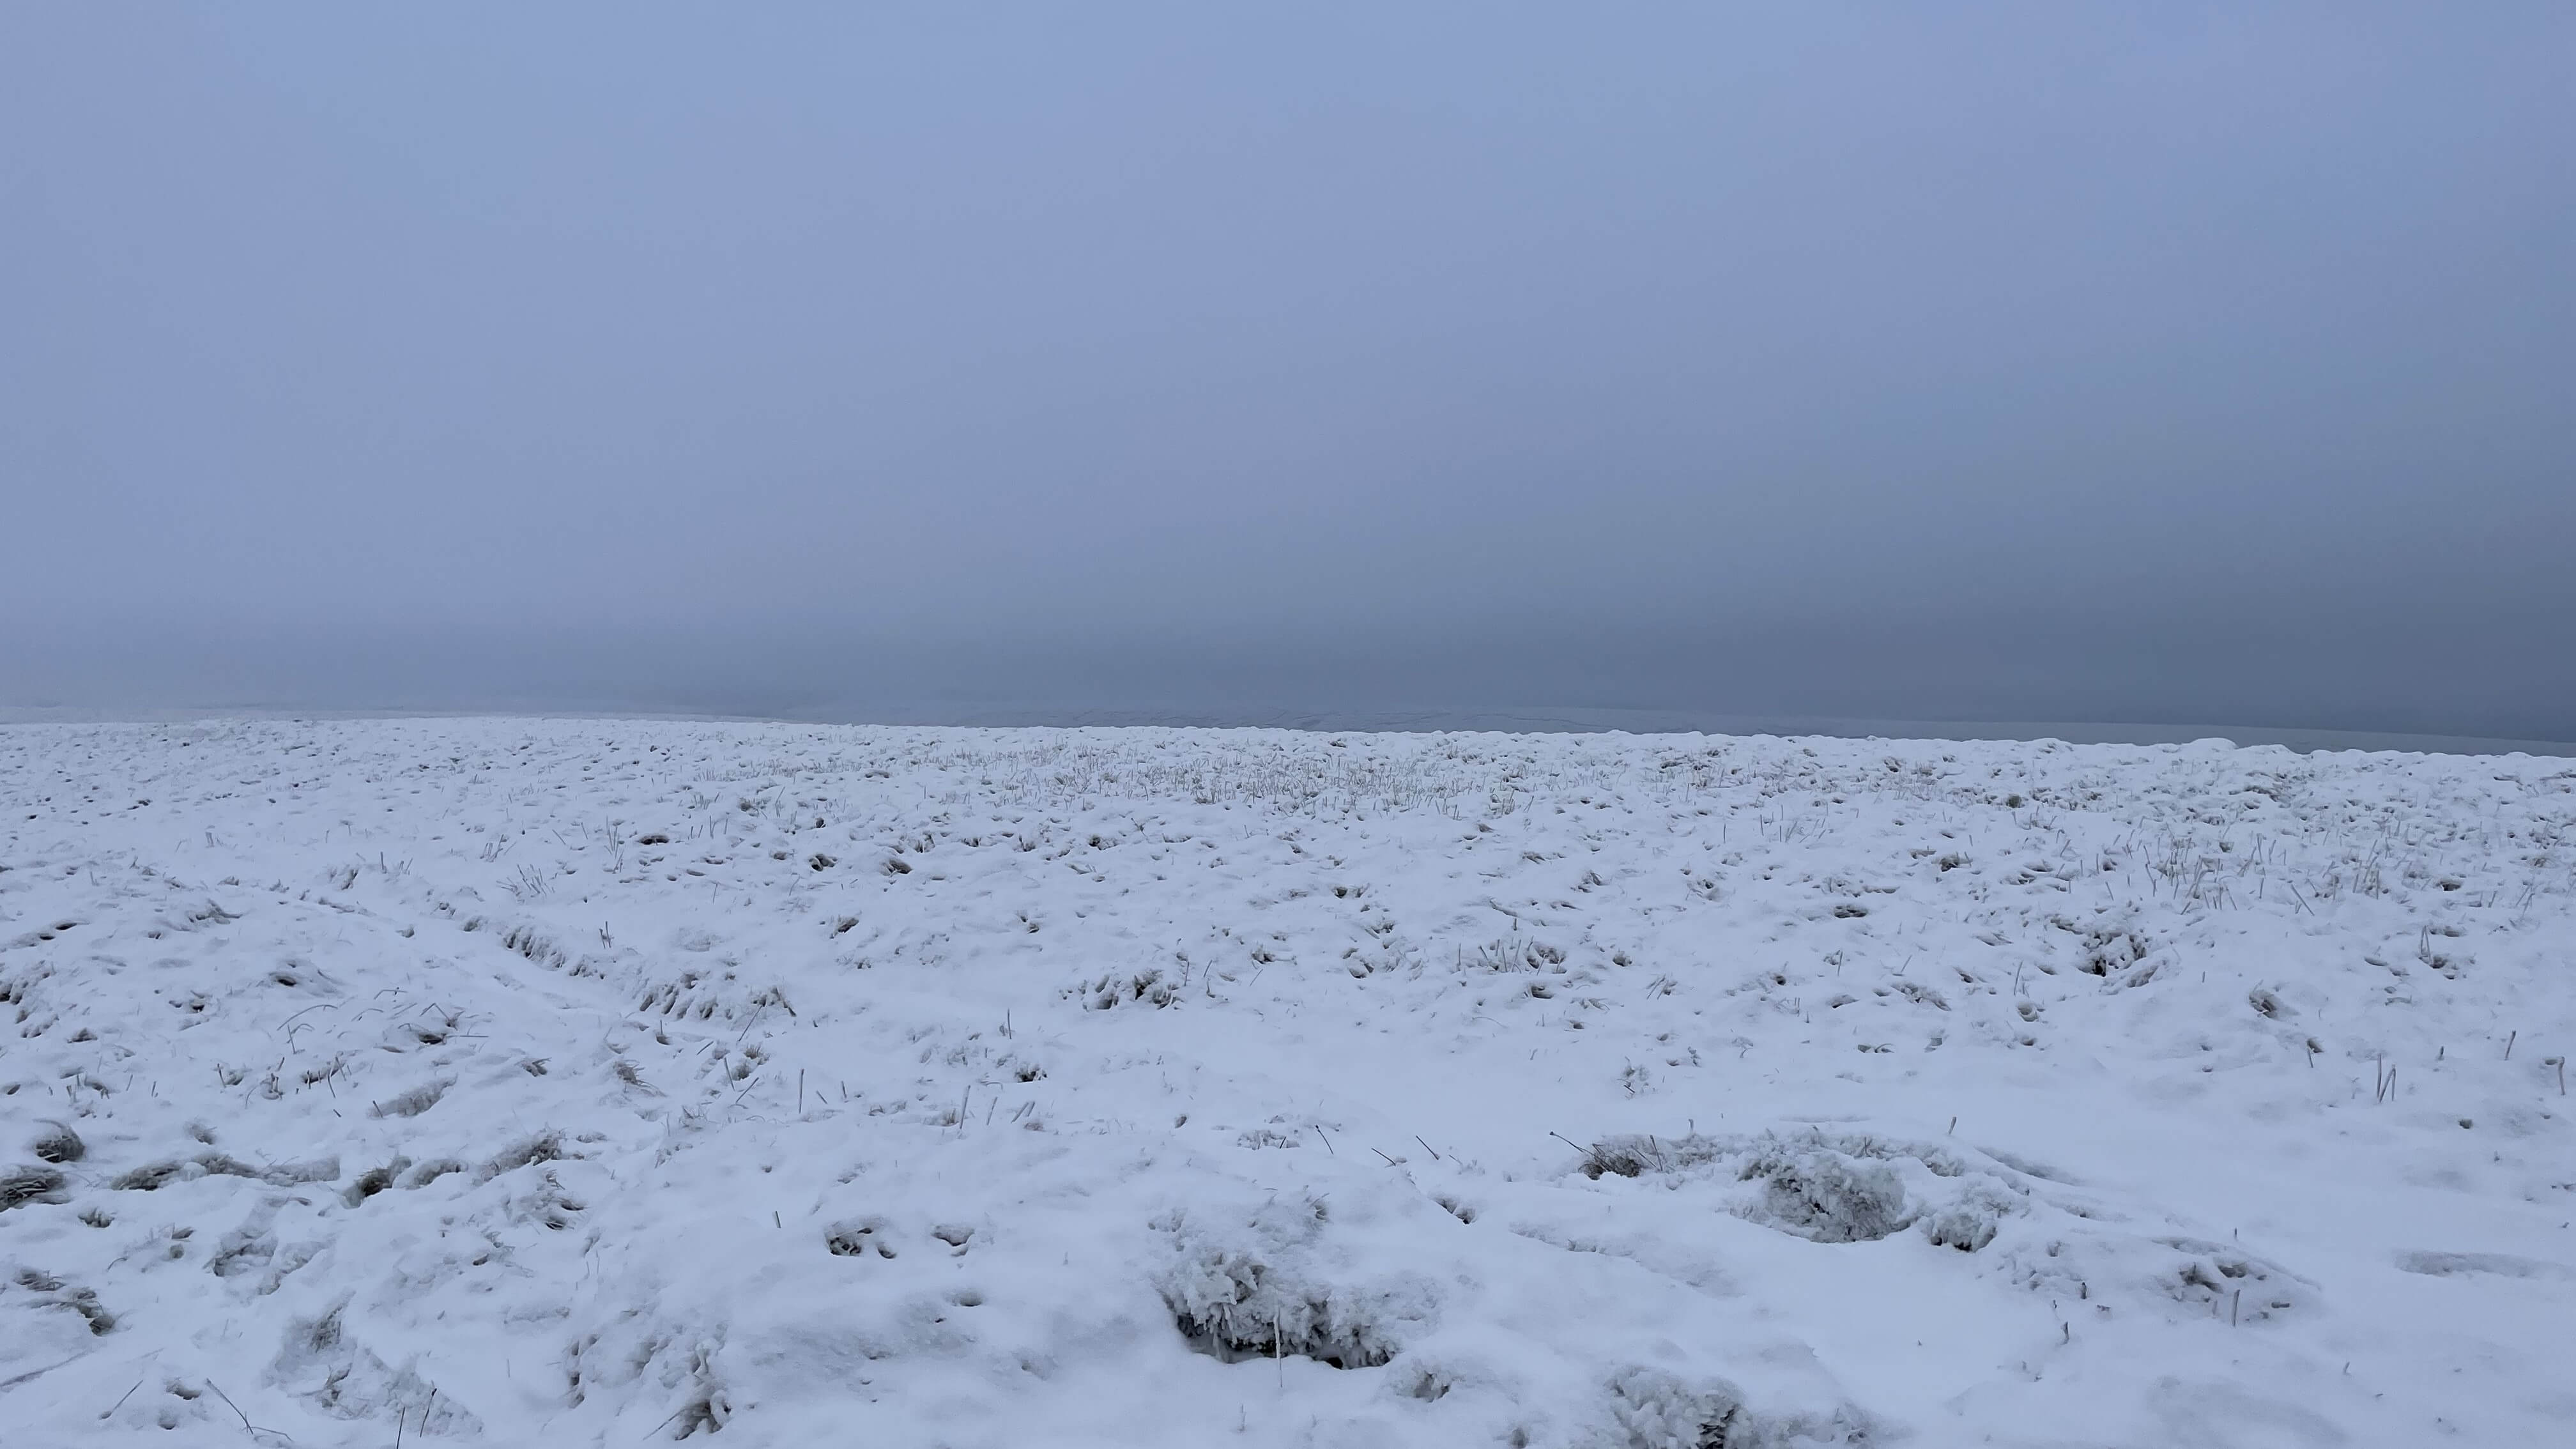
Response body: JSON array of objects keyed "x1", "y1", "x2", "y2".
[{"x1": 6, "y1": 6, "x2": 2571, "y2": 737}]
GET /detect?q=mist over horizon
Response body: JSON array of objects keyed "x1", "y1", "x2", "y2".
[{"x1": 7, "y1": 6, "x2": 2571, "y2": 741}]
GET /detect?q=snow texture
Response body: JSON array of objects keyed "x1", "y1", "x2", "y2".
[{"x1": 1, "y1": 719, "x2": 2572, "y2": 1445}]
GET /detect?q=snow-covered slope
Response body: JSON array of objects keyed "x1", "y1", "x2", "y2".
[{"x1": 2, "y1": 720, "x2": 2570, "y2": 1446}]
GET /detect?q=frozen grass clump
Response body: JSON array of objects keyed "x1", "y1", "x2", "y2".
[
  {"x1": 1605, "y1": 1366, "x2": 1748, "y2": 1447},
  {"x1": 1601, "y1": 1366, "x2": 1878, "y2": 1448},
  {"x1": 344, "y1": 1158, "x2": 408, "y2": 1207},
  {"x1": 111, "y1": 1160, "x2": 187, "y2": 1192},
  {"x1": 15, "y1": 1268, "x2": 116, "y2": 1334},
  {"x1": 369, "y1": 1078, "x2": 450, "y2": 1118},
  {"x1": 825, "y1": 1217, "x2": 897, "y2": 1259},
  {"x1": 30, "y1": 1122, "x2": 85, "y2": 1163},
  {"x1": 2158, "y1": 1238, "x2": 2309, "y2": 1322},
  {"x1": 1568, "y1": 1131, "x2": 2044, "y2": 1251},
  {"x1": 1575, "y1": 1133, "x2": 1694, "y2": 1179},
  {"x1": 1737, "y1": 1147, "x2": 1910, "y2": 1245},
  {"x1": 2, "y1": 1164, "x2": 68, "y2": 1209},
  {"x1": 268, "y1": 1298, "x2": 486, "y2": 1433},
  {"x1": 1076, "y1": 968, "x2": 1177, "y2": 1010},
  {"x1": 479, "y1": 1131, "x2": 567, "y2": 1180},
  {"x1": 1917, "y1": 1192, "x2": 2009, "y2": 1253},
  {"x1": 1153, "y1": 1193, "x2": 1434, "y2": 1369}
]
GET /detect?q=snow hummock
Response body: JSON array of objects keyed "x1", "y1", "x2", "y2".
[{"x1": 1, "y1": 719, "x2": 2571, "y2": 1446}]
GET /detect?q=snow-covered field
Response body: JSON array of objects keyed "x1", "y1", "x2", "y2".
[{"x1": 3, "y1": 720, "x2": 2571, "y2": 1447}]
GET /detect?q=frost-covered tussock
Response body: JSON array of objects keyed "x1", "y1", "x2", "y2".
[
  {"x1": 0, "y1": 719, "x2": 2570, "y2": 1445},
  {"x1": 1154, "y1": 1191, "x2": 1434, "y2": 1368}
]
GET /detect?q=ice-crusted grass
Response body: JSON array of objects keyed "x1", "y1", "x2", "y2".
[
  {"x1": 1153, "y1": 1193, "x2": 1432, "y2": 1370},
  {"x1": 29, "y1": 1122, "x2": 85, "y2": 1163},
  {"x1": 1, "y1": 1165, "x2": 68, "y2": 1210}
]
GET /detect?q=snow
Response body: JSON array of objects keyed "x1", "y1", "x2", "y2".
[{"x1": 1, "y1": 718, "x2": 2571, "y2": 1446}]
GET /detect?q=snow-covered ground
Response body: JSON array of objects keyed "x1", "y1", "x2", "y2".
[{"x1": 3, "y1": 720, "x2": 2570, "y2": 1447}]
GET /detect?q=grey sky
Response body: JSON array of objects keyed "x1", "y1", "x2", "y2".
[{"x1": 6, "y1": 6, "x2": 2571, "y2": 737}]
